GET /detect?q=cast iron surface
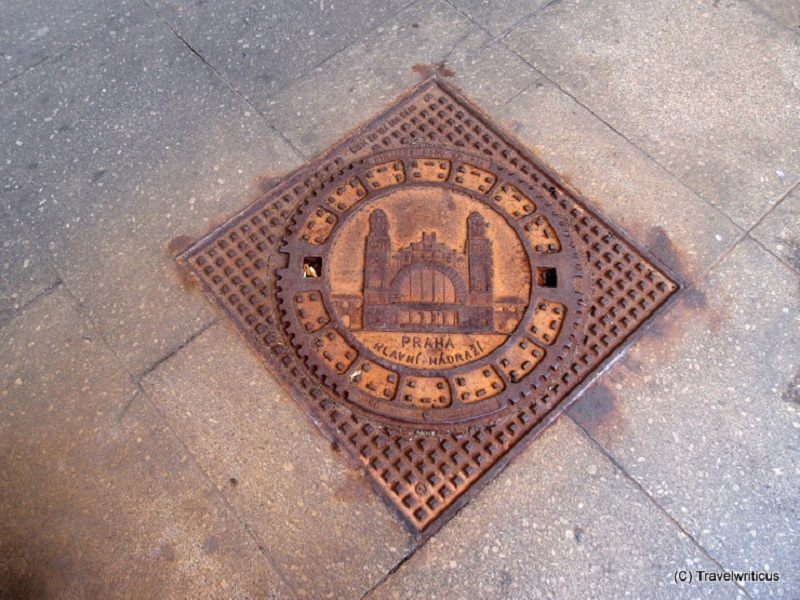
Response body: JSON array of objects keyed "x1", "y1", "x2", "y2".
[{"x1": 177, "y1": 78, "x2": 679, "y2": 535}]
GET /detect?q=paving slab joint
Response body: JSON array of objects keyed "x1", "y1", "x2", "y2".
[
  {"x1": 0, "y1": 279, "x2": 63, "y2": 328},
  {"x1": 567, "y1": 414, "x2": 754, "y2": 598},
  {"x1": 135, "y1": 388, "x2": 302, "y2": 598},
  {"x1": 741, "y1": 0, "x2": 800, "y2": 38},
  {"x1": 133, "y1": 316, "x2": 221, "y2": 386},
  {"x1": 744, "y1": 180, "x2": 800, "y2": 276},
  {"x1": 359, "y1": 544, "x2": 421, "y2": 600},
  {"x1": 115, "y1": 388, "x2": 144, "y2": 423},
  {"x1": 139, "y1": 0, "x2": 310, "y2": 163},
  {"x1": 500, "y1": 44, "x2": 748, "y2": 243},
  {"x1": 0, "y1": 7, "x2": 137, "y2": 89},
  {"x1": 0, "y1": 55, "x2": 53, "y2": 88},
  {"x1": 443, "y1": 0, "x2": 560, "y2": 42}
]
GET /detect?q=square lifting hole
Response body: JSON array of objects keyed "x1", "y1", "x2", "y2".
[
  {"x1": 302, "y1": 256, "x2": 322, "y2": 278},
  {"x1": 536, "y1": 267, "x2": 557, "y2": 288}
]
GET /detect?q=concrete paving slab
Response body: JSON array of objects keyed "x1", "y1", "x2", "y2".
[
  {"x1": 261, "y1": 0, "x2": 489, "y2": 158},
  {"x1": 0, "y1": 288, "x2": 290, "y2": 598},
  {"x1": 447, "y1": 0, "x2": 550, "y2": 37},
  {"x1": 0, "y1": 6, "x2": 303, "y2": 377},
  {"x1": 505, "y1": 0, "x2": 800, "y2": 230},
  {"x1": 748, "y1": 0, "x2": 800, "y2": 31},
  {"x1": 497, "y1": 78, "x2": 742, "y2": 283},
  {"x1": 0, "y1": 0, "x2": 133, "y2": 85},
  {"x1": 369, "y1": 418, "x2": 741, "y2": 599},
  {"x1": 144, "y1": 0, "x2": 416, "y2": 102},
  {"x1": 751, "y1": 185, "x2": 799, "y2": 273},
  {"x1": 140, "y1": 322, "x2": 413, "y2": 599},
  {"x1": 568, "y1": 238, "x2": 799, "y2": 596},
  {"x1": 447, "y1": 40, "x2": 541, "y2": 109},
  {"x1": 0, "y1": 205, "x2": 58, "y2": 323}
]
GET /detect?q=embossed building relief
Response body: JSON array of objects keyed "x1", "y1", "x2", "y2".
[{"x1": 177, "y1": 78, "x2": 679, "y2": 537}]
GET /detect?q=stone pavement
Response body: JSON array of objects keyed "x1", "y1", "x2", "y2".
[{"x1": 0, "y1": 0, "x2": 797, "y2": 598}]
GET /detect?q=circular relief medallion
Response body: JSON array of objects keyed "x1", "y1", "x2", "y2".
[{"x1": 277, "y1": 148, "x2": 588, "y2": 431}]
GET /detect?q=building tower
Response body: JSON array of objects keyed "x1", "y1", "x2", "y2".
[
  {"x1": 363, "y1": 209, "x2": 391, "y2": 322},
  {"x1": 465, "y1": 211, "x2": 494, "y2": 330},
  {"x1": 466, "y1": 212, "x2": 493, "y2": 296}
]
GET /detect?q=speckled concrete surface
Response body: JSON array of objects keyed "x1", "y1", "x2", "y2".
[
  {"x1": 447, "y1": 0, "x2": 551, "y2": 37},
  {"x1": 0, "y1": 206, "x2": 58, "y2": 322},
  {"x1": 144, "y1": 0, "x2": 417, "y2": 102},
  {"x1": 0, "y1": 289, "x2": 290, "y2": 598},
  {"x1": 0, "y1": 0, "x2": 136, "y2": 85},
  {"x1": 567, "y1": 239, "x2": 799, "y2": 596},
  {"x1": 751, "y1": 186, "x2": 800, "y2": 273},
  {"x1": 260, "y1": 0, "x2": 488, "y2": 157},
  {"x1": 496, "y1": 78, "x2": 743, "y2": 283},
  {"x1": 505, "y1": 0, "x2": 800, "y2": 230},
  {"x1": 0, "y1": 5, "x2": 303, "y2": 377},
  {"x1": 140, "y1": 322, "x2": 413, "y2": 598},
  {"x1": 1, "y1": 0, "x2": 798, "y2": 597},
  {"x1": 747, "y1": 0, "x2": 800, "y2": 31}
]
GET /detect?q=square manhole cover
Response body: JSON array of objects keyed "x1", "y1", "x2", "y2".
[{"x1": 177, "y1": 78, "x2": 679, "y2": 537}]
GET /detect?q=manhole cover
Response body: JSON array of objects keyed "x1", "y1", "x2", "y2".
[{"x1": 177, "y1": 78, "x2": 679, "y2": 536}]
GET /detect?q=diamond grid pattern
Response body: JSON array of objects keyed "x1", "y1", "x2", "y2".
[{"x1": 178, "y1": 80, "x2": 678, "y2": 533}]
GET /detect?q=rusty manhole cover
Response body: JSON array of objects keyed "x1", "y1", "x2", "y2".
[{"x1": 177, "y1": 78, "x2": 678, "y2": 536}]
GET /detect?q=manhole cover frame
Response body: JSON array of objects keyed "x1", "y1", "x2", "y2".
[{"x1": 177, "y1": 77, "x2": 681, "y2": 540}]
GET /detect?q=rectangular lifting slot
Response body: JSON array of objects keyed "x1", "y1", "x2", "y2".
[
  {"x1": 302, "y1": 257, "x2": 322, "y2": 278},
  {"x1": 536, "y1": 267, "x2": 557, "y2": 288}
]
